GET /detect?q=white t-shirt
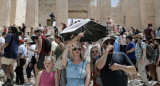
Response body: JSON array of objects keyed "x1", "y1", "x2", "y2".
[
  {"x1": 84, "y1": 44, "x2": 93, "y2": 62},
  {"x1": 18, "y1": 44, "x2": 27, "y2": 58},
  {"x1": 51, "y1": 41, "x2": 57, "y2": 51},
  {"x1": 27, "y1": 44, "x2": 36, "y2": 62},
  {"x1": 0, "y1": 37, "x2": 5, "y2": 44},
  {"x1": 0, "y1": 37, "x2": 5, "y2": 55}
]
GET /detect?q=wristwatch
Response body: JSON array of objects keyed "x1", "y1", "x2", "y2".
[{"x1": 121, "y1": 65, "x2": 125, "y2": 71}]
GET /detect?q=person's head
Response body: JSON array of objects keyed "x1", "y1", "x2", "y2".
[
  {"x1": 148, "y1": 23, "x2": 152, "y2": 27},
  {"x1": 39, "y1": 24, "x2": 41, "y2": 27},
  {"x1": 134, "y1": 34, "x2": 142, "y2": 43},
  {"x1": 22, "y1": 23, "x2": 25, "y2": 26},
  {"x1": 19, "y1": 39, "x2": 24, "y2": 45},
  {"x1": 48, "y1": 36, "x2": 54, "y2": 42},
  {"x1": 44, "y1": 56, "x2": 55, "y2": 70},
  {"x1": 158, "y1": 27, "x2": 160, "y2": 31},
  {"x1": 54, "y1": 34, "x2": 63, "y2": 43},
  {"x1": 153, "y1": 37, "x2": 160, "y2": 45},
  {"x1": 8, "y1": 26, "x2": 19, "y2": 42},
  {"x1": 70, "y1": 42, "x2": 84, "y2": 61},
  {"x1": 2, "y1": 32, "x2": 6, "y2": 37},
  {"x1": 34, "y1": 28, "x2": 43, "y2": 36},
  {"x1": 131, "y1": 27, "x2": 136, "y2": 32},
  {"x1": 90, "y1": 45, "x2": 100, "y2": 59},
  {"x1": 18, "y1": 31, "x2": 23, "y2": 37},
  {"x1": 126, "y1": 35, "x2": 133, "y2": 44},
  {"x1": 44, "y1": 26, "x2": 47, "y2": 28},
  {"x1": 103, "y1": 37, "x2": 115, "y2": 52}
]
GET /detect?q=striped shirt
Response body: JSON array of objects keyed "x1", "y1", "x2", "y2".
[{"x1": 135, "y1": 42, "x2": 146, "y2": 62}]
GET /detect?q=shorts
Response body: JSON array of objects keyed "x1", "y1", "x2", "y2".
[
  {"x1": 37, "y1": 54, "x2": 49, "y2": 69},
  {"x1": 1, "y1": 57, "x2": 16, "y2": 66}
]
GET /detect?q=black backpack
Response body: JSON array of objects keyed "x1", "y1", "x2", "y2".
[
  {"x1": 139, "y1": 43, "x2": 154, "y2": 60},
  {"x1": 122, "y1": 27, "x2": 126, "y2": 33},
  {"x1": 44, "y1": 38, "x2": 51, "y2": 52}
]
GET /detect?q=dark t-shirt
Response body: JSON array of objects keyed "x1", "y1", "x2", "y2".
[
  {"x1": 144, "y1": 28, "x2": 153, "y2": 39},
  {"x1": 21, "y1": 26, "x2": 26, "y2": 33},
  {"x1": 96, "y1": 52, "x2": 133, "y2": 86},
  {"x1": 126, "y1": 42, "x2": 136, "y2": 59},
  {"x1": 4, "y1": 33, "x2": 19, "y2": 59}
]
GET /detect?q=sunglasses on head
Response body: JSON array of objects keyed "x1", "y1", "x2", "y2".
[
  {"x1": 73, "y1": 48, "x2": 81, "y2": 51},
  {"x1": 91, "y1": 50, "x2": 98, "y2": 53}
]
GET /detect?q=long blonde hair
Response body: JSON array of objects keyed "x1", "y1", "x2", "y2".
[
  {"x1": 70, "y1": 42, "x2": 85, "y2": 61},
  {"x1": 90, "y1": 45, "x2": 101, "y2": 72}
]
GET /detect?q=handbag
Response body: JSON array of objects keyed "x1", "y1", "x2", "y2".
[
  {"x1": 55, "y1": 55, "x2": 65, "y2": 69},
  {"x1": 56, "y1": 55, "x2": 67, "y2": 86},
  {"x1": 60, "y1": 69, "x2": 67, "y2": 86},
  {"x1": 94, "y1": 65, "x2": 103, "y2": 86}
]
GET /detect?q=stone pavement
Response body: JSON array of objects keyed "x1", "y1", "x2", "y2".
[{"x1": 0, "y1": 69, "x2": 157, "y2": 86}]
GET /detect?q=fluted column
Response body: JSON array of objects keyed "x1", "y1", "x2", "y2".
[
  {"x1": 0, "y1": 0, "x2": 11, "y2": 27},
  {"x1": 56, "y1": 0, "x2": 68, "y2": 31},
  {"x1": 10, "y1": 0, "x2": 17, "y2": 25},
  {"x1": 88, "y1": 0, "x2": 98, "y2": 20},
  {"x1": 25, "y1": 0, "x2": 38, "y2": 27},
  {"x1": 14, "y1": 0, "x2": 27, "y2": 26},
  {"x1": 155, "y1": 0, "x2": 160, "y2": 28},
  {"x1": 139, "y1": 0, "x2": 147, "y2": 28},
  {"x1": 98, "y1": 0, "x2": 111, "y2": 25}
]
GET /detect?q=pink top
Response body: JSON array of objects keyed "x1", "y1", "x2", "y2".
[{"x1": 40, "y1": 70, "x2": 55, "y2": 86}]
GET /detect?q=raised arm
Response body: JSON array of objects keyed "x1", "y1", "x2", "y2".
[
  {"x1": 71, "y1": 31, "x2": 86, "y2": 43},
  {"x1": 62, "y1": 43, "x2": 71, "y2": 67},
  {"x1": 96, "y1": 44, "x2": 114, "y2": 69}
]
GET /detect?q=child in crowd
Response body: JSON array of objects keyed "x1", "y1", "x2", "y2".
[{"x1": 35, "y1": 56, "x2": 56, "y2": 86}]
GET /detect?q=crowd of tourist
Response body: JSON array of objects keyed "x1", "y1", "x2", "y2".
[{"x1": 0, "y1": 18, "x2": 160, "y2": 86}]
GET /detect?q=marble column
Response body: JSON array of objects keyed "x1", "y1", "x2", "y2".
[
  {"x1": 56, "y1": 0, "x2": 68, "y2": 31},
  {"x1": 139, "y1": 0, "x2": 147, "y2": 28},
  {"x1": 98, "y1": 0, "x2": 111, "y2": 25},
  {"x1": 0, "y1": 0, "x2": 11, "y2": 27},
  {"x1": 124, "y1": 0, "x2": 141, "y2": 28},
  {"x1": 14, "y1": 0, "x2": 27, "y2": 26},
  {"x1": 25, "y1": 0, "x2": 38, "y2": 27},
  {"x1": 155, "y1": 0, "x2": 160, "y2": 28},
  {"x1": 88, "y1": 0, "x2": 98, "y2": 20},
  {"x1": 10, "y1": 0, "x2": 17, "y2": 25}
]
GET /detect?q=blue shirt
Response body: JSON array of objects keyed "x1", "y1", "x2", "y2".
[
  {"x1": 66, "y1": 59, "x2": 88, "y2": 86},
  {"x1": 4, "y1": 33, "x2": 19, "y2": 59},
  {"x1": 114, "y1": 40, "x2": 120, "y2": 52},
  {"x1": 126, "y1": 42, "x2": 136, "y2": 59}
]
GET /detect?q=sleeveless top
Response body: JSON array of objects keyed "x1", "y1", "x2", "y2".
[
  {"x1": 40, "y1": 70, "x2": 55, "y2": 86},
  {"x1": 40, "y1": 35, "x2": 48, "y2": 54},
  {"x1": 66, "y1": 59, "x2": 88, "y2": 86},
  {"x1": 55, "y1": 43, "x2": 62, "y2": 60}
]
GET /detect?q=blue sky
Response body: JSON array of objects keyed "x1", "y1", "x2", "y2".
[{"x1": 111, "y1": 0, "x2": 119, "y2": 7}]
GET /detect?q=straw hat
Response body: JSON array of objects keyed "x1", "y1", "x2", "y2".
[
  {"x1": 134, "y1": 34, "x2": 142, "y2": 39},
  {"x1": 26, "y1": 37, "x2": 33, "y2": 43},
  {"x1": 153, "y1": 37, "x2": 160, "y2": 40}
]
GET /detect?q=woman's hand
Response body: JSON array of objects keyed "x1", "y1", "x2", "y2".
[{"x1": 78, "y1": 31, "x2": 86, "y2": 38}]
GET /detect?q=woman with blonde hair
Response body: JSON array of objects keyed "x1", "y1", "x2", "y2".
[
  {"x1": 90, "y1": 45, "x2": 102, "y2": 86},
  {"x1": 62, "y1": 42, "x2": 91, "y2": 86}
]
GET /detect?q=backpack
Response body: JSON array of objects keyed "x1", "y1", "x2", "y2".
[
  {"x1": 44, "y1": 37, "x2": 51, "y2": 52},
  {"x1": 139, "y1": 42, "x2": 154, "y2": 60},
  {"x1": 122, "y1": 27, "x2": 126, "y2": 33}
]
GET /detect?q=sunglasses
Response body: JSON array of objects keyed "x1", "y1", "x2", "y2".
[
  {"x1": 73, "y1": 48, "x2": 81, "y2": 51},
  {"x1": 91, "y1": 51, "x2": 98, "y2": 53}
]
